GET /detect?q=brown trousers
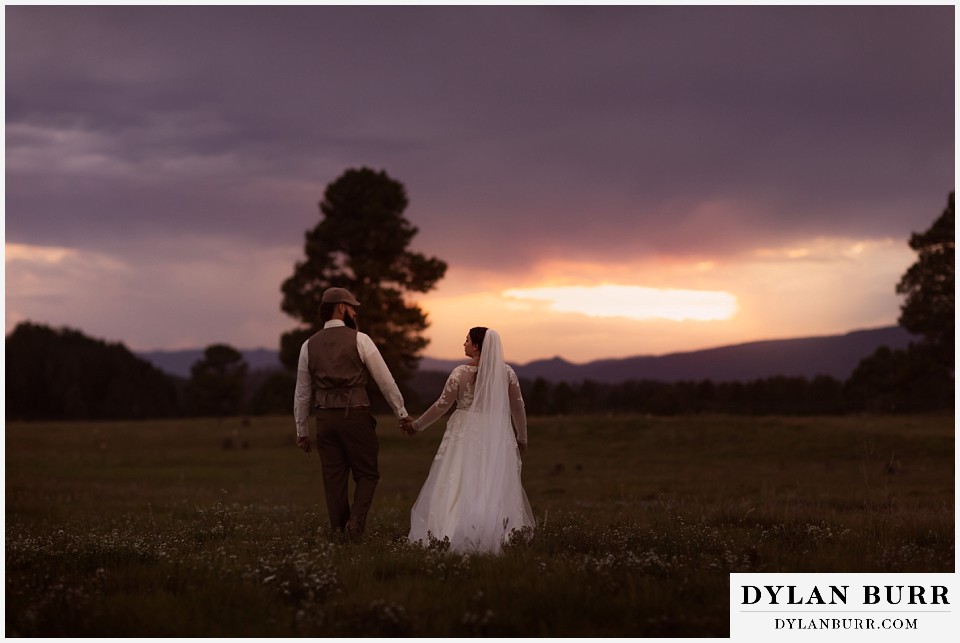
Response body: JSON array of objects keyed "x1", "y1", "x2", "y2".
[{"x1": 315, "y1": 407, "x2": 379, "y2": 533}]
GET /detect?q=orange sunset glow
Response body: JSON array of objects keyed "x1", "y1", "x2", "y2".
[
  {"x1": 502, "y1": 285, "x2": 739, "y2": 322},
  {"x1": 408, "y1": 235, "x2": 915, "y2": 363}
]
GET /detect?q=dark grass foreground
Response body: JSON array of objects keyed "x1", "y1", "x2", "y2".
[{"x1": 5, "y1": 414, "x2": 954, "y2": 636}]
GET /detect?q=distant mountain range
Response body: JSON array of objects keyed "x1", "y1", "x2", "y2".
[
  {"x1": 420, "y1": 326, "x2": 916, "y2": 383},
  {"x1": 138, "y1": 326, "x2": 915, "y2": 383}
]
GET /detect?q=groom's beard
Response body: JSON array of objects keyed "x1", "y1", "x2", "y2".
[{"x1": 344, "y1": 313, "x2": 358, "y2": 330}]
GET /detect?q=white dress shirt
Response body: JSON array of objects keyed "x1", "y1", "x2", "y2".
[{"x1": 294, "y1": 320, "x2": 408, "y2": 437}]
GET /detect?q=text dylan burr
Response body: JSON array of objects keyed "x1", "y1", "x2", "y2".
[{"x1": 742, "y1": 585, "x2": 949, "y2": 606}]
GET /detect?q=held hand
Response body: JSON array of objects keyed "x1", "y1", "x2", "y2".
[
  {"x1": 399, "y1": 417, "x2": 417, "y2": 436},
  {"x1": 296, "y1": 436, "x2": 312, "y2": 453}
]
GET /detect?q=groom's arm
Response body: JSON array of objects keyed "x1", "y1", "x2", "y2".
[
  {"x1": 293, "y1": 340, "x2": 313, "y2": 452},
  {"x1": 356, "y1": 333, "x2": 409, "y2": 419}
]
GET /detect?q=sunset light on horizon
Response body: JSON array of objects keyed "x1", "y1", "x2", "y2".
[
  {"x1": 502, "y1": 285, "x2": 740, "y2": 322},
  {"x1": 410, "y1": 234, "x2": 916, "y2": 363}
]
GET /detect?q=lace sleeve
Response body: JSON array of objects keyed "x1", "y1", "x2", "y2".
[
  {"x1": 412, "y1": 367, "x2": 462, "y2": 432},
  {"x1": 507, "y1": 366, "x2": 527, "y2": 443}
]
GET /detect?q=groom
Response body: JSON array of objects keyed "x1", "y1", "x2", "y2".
[{"x1": 293, "y1": 287, "x2": 409, "y2": 539}]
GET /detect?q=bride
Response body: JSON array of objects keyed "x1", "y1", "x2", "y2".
[{"x1": 401, "y1": 327, "x2": 534, "y2": 554}]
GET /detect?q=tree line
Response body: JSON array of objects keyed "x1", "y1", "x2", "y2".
[
  {"x1": 6, "y1": 322, "x2": 180, "y2": 421},
  {"x1": 5, "y1": 318, "x2": 952, "y2": 421},
  {"x1": 5, "y1": 324, "x2": 276, "y2": 421},
  {"x1": 513, "y1": 356, "x2": 952, "y2": 416}
]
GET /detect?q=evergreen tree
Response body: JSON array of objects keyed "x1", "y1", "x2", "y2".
[
  {"x1": 279, "y1": 167, "x2": 447, "y2": 387},
  {"x1": 896, "y1": 191, "x2": 954, "y2": 365},
  {"x1": 184, "y1": 344, "x2": 248, "y2": 417},
  {"x1": 844, "y1": 344, "x2": 953, "y2": 413}
]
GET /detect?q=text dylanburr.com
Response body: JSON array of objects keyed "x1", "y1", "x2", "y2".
[{"x1": 730, "y1": 573, "x2": 956, "y2": 641}]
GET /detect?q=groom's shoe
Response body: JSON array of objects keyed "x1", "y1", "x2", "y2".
[{"x1": 345, "y1": 516, "x2": 363, "y2": 543}]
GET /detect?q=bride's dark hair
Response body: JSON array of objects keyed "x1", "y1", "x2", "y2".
[{"x1": 469, "y1": 327, "x2": 488, "y2": 353}]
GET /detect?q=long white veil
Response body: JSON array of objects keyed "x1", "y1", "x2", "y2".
[
  {"x1": 470, "y1": 329, "x2": 511, "y2": 421},
  {"x1": 454, "y1": 329, "x2": 533, "y2": 552}
]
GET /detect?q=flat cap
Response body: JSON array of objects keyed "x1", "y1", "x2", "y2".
[{"x1": 321, "y1": 287, "x2": 361, "y2": 306}]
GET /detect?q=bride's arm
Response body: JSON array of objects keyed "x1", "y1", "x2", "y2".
[
  {"x1": 507, "y1": 367, "x2": 528, "y2": 447},
  {"x1": 411, "y1": 368, "x2": 462, "y2": 432}
]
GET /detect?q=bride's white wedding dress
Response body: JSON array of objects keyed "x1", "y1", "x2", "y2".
[{"x1": 408, "y1": 331, "x2": 534, "y2": 554}]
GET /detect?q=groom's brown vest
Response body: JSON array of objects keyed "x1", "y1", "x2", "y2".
[{"x1": 307, "y1": 326, "x2": 372, "y2": 409}]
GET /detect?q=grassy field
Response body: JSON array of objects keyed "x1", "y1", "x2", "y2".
[{"x1": 5, "y1": 413, "x2": 955, "y2": 637}]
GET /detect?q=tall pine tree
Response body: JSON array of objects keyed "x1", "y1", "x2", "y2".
[
  {"x1": 896, "y1": 191, "x2": 954, "y2": 366},
  {"x1": 279, "y1": 168, "x2": 447, "y2": 388}
]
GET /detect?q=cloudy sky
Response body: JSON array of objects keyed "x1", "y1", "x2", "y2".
[{"x1": 4, "y1": 4, "x2": 955, "y2": 363}]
